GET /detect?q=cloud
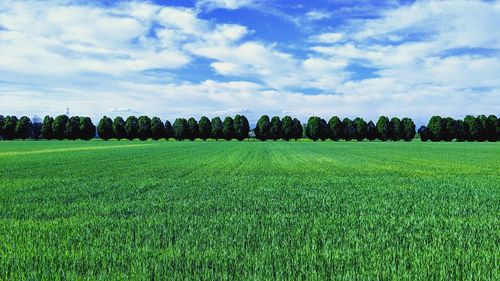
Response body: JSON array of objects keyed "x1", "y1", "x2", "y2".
[
  {"x1": 305, "y1": 10, "x2": 332, "y2": 21},
  {"x1": 310, "y1": 33, "x2": 344, "y2": 44},
  {"x1": 196, "y1": 0, "x2": 258, "y2": 10}
]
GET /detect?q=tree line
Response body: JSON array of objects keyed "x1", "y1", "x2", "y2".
[
  {"x1": 0, "y1": 114, "x2": 498, "y2": 141},
  {"x1": 418, "y1": 115, "x2": 498, "y2": 142}
]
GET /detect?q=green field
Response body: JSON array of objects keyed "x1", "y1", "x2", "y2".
[{"x1": 1, "y1": 141, "x2": 499, "y2": 280}]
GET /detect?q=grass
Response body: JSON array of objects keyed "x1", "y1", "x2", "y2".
[{"x1": 0, "y1": 140, "x2": 499, "y2": 280}]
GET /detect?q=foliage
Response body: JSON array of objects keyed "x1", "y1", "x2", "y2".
[
  {"x1": 233, "y1": 115, "x2": 249, "y2": 141},
  {"x1": 198, "y1": 116, "x2": 212, "y2": 141},
  {"x1": 173, "y1": 118, "x2": 188, "y2": 141},
  {"x1": 211, "y1": 117, "x2": 223, "y2": 141},
  {"x1": 125, "y1": 116, "x2": 138, "y2": 141},
  {"x1": 151, "y1": 117, "x2": 165, "y2": 141},
  {"x1": 137, "y1": 116, "x2": 152, "y2": 141},
  {"x1": 222, "y1": 116, "x2": 234, "y2": 141},
  {"x1": 254, "y1": 115, "x2": 270, "y2": 141},
  {"x1": 97, "y1": 116, "x2": 114, "y2": 141},
  {"x1": 112, "y1": 117, "x2": 126, "y2": 140},
  {"x1": 52, "y1": 115, "x2": 69, "y2": 140}
]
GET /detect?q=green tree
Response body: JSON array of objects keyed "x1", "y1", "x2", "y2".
[
  {"x1": 427, "y1": 115, "x2": 444, "y2": 141},
  {"x1": 401, "y1": 117, "x2": 416, "y2": 141},
  {"x1": 0, "y1": 115, "x2": 4, "y2": 139},
  {"x1": 454, "y1": 119, "x2": 465, "y2": 142},
  {"x1": 366, "y1": 121, "x2": 377, "y2": 141},
  {"x1": 41, "y1": 115, "x2": 54, "y2": 140},
  {"x1": 234, "y1": 115, "x2": 250, "y2": 141},
  {"x1": 187, "y1": 117, "x2": 199, "y2": 141},
  {"x1": 486, "y1": 115, "x2": 497, "y2": 142},
  {"x1": 353, "y1": 117, "x2": 367, "y2": 141},
  {"x1": 418, "y1": 126, "x2": 430, "y2": 141},
  {"x1": 66, "y1": 116, "x2": 81, "y2": 140},
  {"x1": 113, "y1": 117, "x2": 126, "y2": 140},
  {"x1": 52, "y1": 115, "x2": 69, "y2": 140},
  {"x1": 211, "y1": 117, "x2": 223, "y2": 141},
  {"x1": 281, "y1": 116, "x2": 294, "y2": 141},
  {"x1": 255, "y1": 115, "x2": 271, "y2": 141},
  {"x1": 151, "y1": 117, "x2": 165, "y2": 141},
  {"x1": 2, "y1": 116, "x2": 18, "y2": 140},
  {"x1": 125, "y1": 116, "x2": 138, "y2": 140},
  {"x1": 198, "y1": 116, "x2": 211, "y2": 141},
  {"x1": 442, "y1": 117, "x2": 456, "y2": 141},
  {"x1": 376, "y1": 116, "x2": 390, "y2": 141},
  {"x1": 292, "y1": 118, "x2": 303, "y2": 140},
  {"x1": 328, "y1": 116, "x2": 343, "y2": 141},
  {"x1": 342, "y1": 118, "x2": 355, "y2": 141},
  {"x1": 16, "y1": 116, "x2": 32, "y2": 140},
  {"x1": 269, "y1": 116, "x2": 282, "y2": 141},
  {"x1": 476, "y1": 115, "x2": 488, "y2": 142},
  {"x1": 79, "y1": 117, "x2": 96, "y2": 140},
  {"x1": 464, "y1": 115, "x2": 480, "y2": 141},
  {"x1": 390, "y1": 117, "x2": 402, "y2": 141},
  {"x1": 31, "y1": 116, "x2": 42, "y2": 140},
  {"x1": 320, "y1": 118, "x2": 329, "y2": 141},
  {"x1": 173, "y1": 118, "x2": 188, "y2": 140},
  {"x1": 165, "y1": 120, "x2": 174, "y2": 140},
  {"x1": 97, "y1": 116, "x2": 114, "y2": 141},
  {"x1": 306, "y1": 116, "x2": 322, "y2": 141},
  {"x1": 137, "y1": 116, "x2": 152, "y2": 141},
  {"x1": 222, "y1": 116, "x2": 234, "y2": 141}
]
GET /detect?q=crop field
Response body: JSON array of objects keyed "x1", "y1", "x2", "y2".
[{"x1": 0, "y1": 140, "x2": 499, "y2": 280}]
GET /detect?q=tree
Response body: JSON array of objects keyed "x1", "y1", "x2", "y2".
[
  {"x1": 353, "y1": 117, "x2": 367, "y2": 141},
  {"x1": 342, "y1": 118, "x2": 355, "y2": 141},
  {"x1": 376, "y1": 116, "x2": 390, "y2": 141},
  {"x1": 292, "y1": 118, "x2": 303, "y2": 141},
  {"x1": 113, "y1": 117, "x2": 126, "y2": 140},
  {"x1": 255, "y1": 115, "x2": 271, "y2": 141},
  {"x1": 389, "y1": 117, "x2": 401, "y2": 141},
  {"x1": 211, "y1": 117, "x2": 223, "y2": 141},
  {"x1": 319, "y1": 118, "x2": 329, "y2": 141},
  {"x1": 442, "y1": 117, "x2": 456, "y2": 141},
  {"x1": 454, "y1": 119, "x2": 465, "y2": 142},
  {"x1": 97, "y1": 116, "x2": 114, "y2": 141},
  {"x1": 151, "y1": 117, "x2": 165, "y2": 141},
  {"x1": 222, "y1": 116, "x2": 234, "y2": 141},
  {"x1": 31, "y1": 116, "x2": 42, "y2": 140},
  {"x1": 125, "y1": 116, "x2": 138, "y2": 140},
  {"x1": 16, "y1": 116, "x2": 32, "y2": 140},
  {"x1": 476, "y1": 115, "x2": 488, "y2": 142},
  {"x1": 496, "y1": 117, "x2": 500, "y2": 141},
  {"x1": 306, "y1": 116, "x2": 322, "y2": 141},
  {"x1": 3, "y1": 116, "x2": 18, "y2": 140},
  {"x1": 173, "y1": 118, "x2": 188, "y2": 140},
  {"x1": 164, "y1": 120, "x2": 174, "y2": 140},
  {"x1": 234, "y1": 115, "x2": 250, "y2": 141},
  {"x1": 66, "y1": 116, "x2": 81, "y2": 140},
  {"x1": 281, "y1": 116, "x2": 294, "y2": 141},
  {"x1": 464, "y1": 115, "x2": 480, "y2": 141},
  {"x1": 418, "y1": 126, "x2": 429, "y2": 141},
  {"x1": 52, "y1": 115, "x2": 69, "y2": 140},
  {"x1": 187, "y1": 117, "x2": 199, "y2": 141},
  {"x1": 137, "y1": 116, "x2": 152, "y2": 141},
  {"x1": 401, "y1": 117, "x2": 416, "y2": 141},
  {"x1": 80, "y1": 117, "x2": 96, "y2": 140},
  {"x1": 269, "y1": 116, "x2": 282, "y2": 141},
  {"x1": 328, "y1": 116, "x2": 343, "y2": 141},
  {"x1": 41, "y1": 116, "x2": 54, "y2": 140},
  {"x1": 427, "y1": 115, "x2": 444, "y2": 141},
  {"x1": 198, "y1": 116, "x2": 211, "y2": 141},
  {"x1": 366, "y1": 121, "x2": 377, "y2": 141},
  {"x1": 486, "y1": 115, "x2": 497, "y2": 142},
  {"x1": 0, "y1": 115, "x2": 4, "y2": 139}
]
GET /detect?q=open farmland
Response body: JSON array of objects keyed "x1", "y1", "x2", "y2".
[{"x1": 0, "y1": 141, "x2": 499, "y2": 280}]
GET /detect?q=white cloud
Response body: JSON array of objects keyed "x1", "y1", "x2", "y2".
[
  {"x1": 310, "y1": 33, "x2": 344, "y2": 44},
  {"x1": 196, "y1": 0, "x2": 257, "y2": 10},
  {"x1": 305, "y1": 10, "x2": 332, "y2": 21}
]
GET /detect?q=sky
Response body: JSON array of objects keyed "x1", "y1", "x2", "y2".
[{"x1": 0, "y1": 0, "x2": 499, "y2": 125}]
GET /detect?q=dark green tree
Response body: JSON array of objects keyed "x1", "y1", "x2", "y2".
[
  {"x1": 401, "y1": 117, "x2": 416, "y2": 141},
  {"x1": 281, "y1": 116, "x2": 294, "y2": 141},
  {"x1": 427, "y1": 115, "x2": 444, "y2": 141},
  {"x1": 476, "y1": 115, "x2": 488, "y2": 142},
  {"x1": 52, "y1": 115, "x2": 69, "y2": 140},
  {"x1": 320, "y1": 118, "x2": 329, "y2": 141},
  {"x1": 486, "y1": 115, "x2": 497, "y2": 142},
  {"x1": 342, "y1": 118, "x2": 355, "y2": 141},
  {"x1": 0, "y1": 115, "x2": 4, "y2": 139},
  {"x1": 66, "y1": 116, "x2": 81, "y2": 140},
  {"x1": 31, "y1": 116, "x2": 42, "y2": 140},
  {"x1": 79, "y1": 117, "x2": 96, "y2": 140},
  {"x1": 173, "y1": 118, "x2": 188, "y2": 140},
  {"x1": 464, "y1": 115, "x2": 480, "y2": 141},
  {"x1": 234, "y1": 115, "x2": 250, "y2": 141},
  {"x1": 113, "y1": 117, "x2": 126, "y2": 140},
  {"x1": 390, "y1": 117, "x2": 402, "y2": 141},
  {"x1": 353, "y1": 117, "x2": 367, "y2": 141},
  {"x1": 306, "y1": 116, "x2": 322, "y2": 141},
  {"x1": 254, "y1": 115, "x2": 271, "y2": 141},
  {"x1": 292, "y1": 118, "x2": 303, "y2": 140},
  {"x1": 137, "y1": 116, "x2": 152, "y2": 141},
  {"x1": 41, "y1": 115, "x2": 54, "y2": 140},
  {"x1": 187, "y1": 117, "x2": 199, "y2": 141},
  {"x1": 366, "y1": 121, "x2": 377, "y2": 141},
  {"x1": 269, "y1": 116, "x2": 282, "y2": 141},
  {"x1": 376, "y1": 116, "x2": 390, "y2": 141},
  {"x1": 211, "y1": 117, "x2": 223, "y2": 141},
  {"x1": 125, "y1": 116, "x2": 138, "y2": 140},
  {"x1": 442, "y1": 117, "x2": 456, "y2": 141},
  {"x1": 328, "y1": 116, "x2": 343, "y2": 141},
  {"x1": 222, "y1": 116, "x2": 234, "y2": 141},
  {"x1": 16, "y1": 116, "x2": 32, "y2": 140},
  {"x1": 97, "y1": 116, "x2": 114, "y2": 141},
  {"x1": 2, "y1": 116, "x2": 18, "y2": 140},
  {"x1": 164, "y1": 120, "x2": 174, "y2": 140},
  {"x1": 454, "y1": 119, "x2": 465, "y2": 142},
  {"x1": 418, "y1": 126, "x2": 430, "y2": 141},
  {"x1": 198, "y1": 116, "x2": 211, "y2": 141},
  {"x1": 151, "y1": 117, "x2": 165, "y2": 141}
]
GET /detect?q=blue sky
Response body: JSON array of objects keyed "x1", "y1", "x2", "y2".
[{"x1": 0, "y1": 0, "x2": 499, "y2": 124}]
